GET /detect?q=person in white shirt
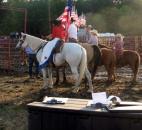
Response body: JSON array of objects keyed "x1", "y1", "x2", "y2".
[{"x1": 68, "y1": 18, "x2": 78, "y2": 43}]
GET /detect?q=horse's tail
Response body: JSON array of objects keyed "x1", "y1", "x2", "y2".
[
  {"x1": 92, "y1": 45, "x2": 101, "y2": 79},
  {"x1": 77, "y1": 47, "x2": 87, "y2": 86}
]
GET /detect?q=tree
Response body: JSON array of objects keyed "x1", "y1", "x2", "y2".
[{"x1": 0, "y1": 0, "x2": 142, "y2": 35}]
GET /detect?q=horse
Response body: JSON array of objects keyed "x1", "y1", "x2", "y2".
[
  {"x1": 79, "y1": 43, "x2": 101, "y2": 78},
  {"x1": 16, "y1": 33, "x2": 93, "y2": 93},
  {"x1": 52, "y1": 42, "x2": 114, "y2": 83},
  {"x1": 77, "y1": 44, "x2": 115, "y2": 82},
  {"x1": 99, "y1": 47, "x2": 116, "y2": 82},
  {"x1": 78, "y1": 28, "x2": 116, "y2": 82},
  {"x1": 54, "y1": 43, "x2": 101, "y2": 86},
  {"x1": 98, "y1": 44, "x2": 140, "y2": 82}
]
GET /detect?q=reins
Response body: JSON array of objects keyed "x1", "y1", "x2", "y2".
[{"x1": 36, "y1": 42, "x2": 48, "y2": 54}]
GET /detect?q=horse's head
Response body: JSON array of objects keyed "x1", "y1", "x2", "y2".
[{"x1": 16, "y1": 32, "x2": 28, "y2": 49}]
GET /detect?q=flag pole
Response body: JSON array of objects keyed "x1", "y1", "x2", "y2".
[{"x1": 48, "y1": 0, "x2": 51, "y2": 32}]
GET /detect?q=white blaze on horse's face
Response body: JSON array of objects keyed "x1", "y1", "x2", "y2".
[{"x1": 16, "y1": 34, "x2": 27, "y2": 49}]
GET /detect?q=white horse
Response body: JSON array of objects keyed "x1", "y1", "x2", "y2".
[{"x1": 16, "y1": 33, "x2": 93, "y2": 93}]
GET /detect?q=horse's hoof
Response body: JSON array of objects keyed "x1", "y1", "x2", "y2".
[
  {"x1": 54, "y1": 82, "x2": 59, "y2": 86},
  {"x1": 42, "y1": 84, "x2": 51, "y2": 89},
  {"x1": 87, "y1": 88, "x2": 93, "y2": 93},
  {"x1": 72, "y1": 87, "x2": 80, "y2": 93},
  {"x1": 61, "y1": 81, "x2": 67, "y2": 85},
  {"x1": 107, "y1": 80, "x2": 113, "y2": 84},
  {"x1": 63, "y1": 79, "x2": 67, "y2": 83},
  {"x1": 131, "y1": 80, "x2": 137, "y2": 85},
  {"x1": 42, "y1": 86, "x2": 48, "y2": 90},
  {"x1": 48, "y1": 85, "x2": 53, "y2": 88}
]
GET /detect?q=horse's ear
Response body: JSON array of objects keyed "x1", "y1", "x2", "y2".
[{"x1": 18, "y1": 32, "x2": 22, "y2": 38}]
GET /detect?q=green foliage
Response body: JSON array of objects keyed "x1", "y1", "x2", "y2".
[
  {"x1": 86, "y1": 1, "x2": 142, "y2": 35},
  {"x1": 0, "y1": 10, "x2": 23, "y2": 35},
  {"x1": 0, "y1": 0, "x2": 142, "y2": 36}
]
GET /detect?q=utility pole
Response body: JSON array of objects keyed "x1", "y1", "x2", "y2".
[
  {"x1": 48, "y1": 0, "x2": 51, "y2": 32},
  {"x1": 24, "y1": 8, "x2": 27, "y2": 33}
]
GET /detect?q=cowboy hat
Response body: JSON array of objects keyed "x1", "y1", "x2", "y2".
[
  {"x1": 115, "y1": 33, "x2": 124, "y2": 39},
  {"x1": 87, "y1": 25, "x2": 93, "y2": 29},
  {"x1": 90, "y1": 29, "x2": 98, "y2": 36}
]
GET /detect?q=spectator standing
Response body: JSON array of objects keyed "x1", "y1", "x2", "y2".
[
  {"x1": 25, "y1": 47, "x2": 39, "y2": 79},
  {"x1": 88, "y1": 29, "x2": 99, "y2": 46},
  {"x1": 68, "y1": 18, "x2": 78, "y2": 43},
  {"x1": 77, "y1": 24, "x2": 87, "y2": 43},
  {"x1": 85, "y1": 25, "x2": 93, "y2": 42}
]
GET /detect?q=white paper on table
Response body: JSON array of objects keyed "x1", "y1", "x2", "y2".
[
  {"x1": 92, "y1": 92, "x2": 107, "y2": 104},
  {"x1": 42, "y1": 96, "x2": 68, "y2": 103}
]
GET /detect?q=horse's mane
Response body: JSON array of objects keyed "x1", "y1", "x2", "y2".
[
  {"x1": 23, "y1": 33, "x2": 46, "y2": 42},
  {"x1": 98, "y1": 43, "x2": 112, "y2": 50}
]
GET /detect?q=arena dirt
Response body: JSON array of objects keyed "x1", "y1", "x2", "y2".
[{"x1": 0, "y1": 66, "x2": 142, "y2": 130}]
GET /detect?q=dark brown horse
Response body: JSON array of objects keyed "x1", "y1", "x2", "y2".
[{"x1": 98, "y1": 44, "x2": 140, "y2": 82}]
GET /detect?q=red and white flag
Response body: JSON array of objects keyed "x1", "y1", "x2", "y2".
[
  {"x1": 79, "y1": 13, "x2": 86, "y2": 26},
  {"x1": 57, "y1": 4, "x2": 72, "y2": 41}
]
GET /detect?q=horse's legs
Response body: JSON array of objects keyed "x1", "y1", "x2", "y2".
[
  {"x1": 70, "y1": 66, "x2": 80, "y2": 92},
  {"x1": 41, "y1": 68, "x2": 48, "y2": 89},
  {"x1": 104, "y1": 65, "x2": 112, "y2": 82},
  {"x1": 112, "y1": 68, "x2": 116, "y2": 81},
  {"x1": 63, "y1": 67, "x2": 67, "y2": 83},
  {"x1": 131, "y1": 65, "x2": 138, "y2": 82},
  {"x1": 54, "y1": 68, "x2": 60, "y2": 85},
  {"x1": 47, "y1": 68, "x2": 53, "y2": 88},
  {"x1": 109, "y1": 63, "x2": 116, "y2": 82},
  {"x1": 55, "y1": 67, "x2": 67, "y2": 85},
  {"x1": 84, "y1": 68, "x2": 93, "y2": 93}
]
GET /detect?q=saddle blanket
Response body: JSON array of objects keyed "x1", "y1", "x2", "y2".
[{"x1": 39, "y1": 38, "x2": 60, "y2": 69}]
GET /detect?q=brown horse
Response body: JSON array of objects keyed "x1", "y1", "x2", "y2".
[
  {"x1": 99, "y1": 48, "x2": 116, "y2": 82},
  {"x1": 80, "y1": 44, "x2": 116, "y2": 82},
  {"x1": 98, "y1": 44, "x2": 140, "y2": 82}
]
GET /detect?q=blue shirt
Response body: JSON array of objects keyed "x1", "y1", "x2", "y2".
[{"x1": 25, "y1": 47, "x2": 36, "y2": 54}]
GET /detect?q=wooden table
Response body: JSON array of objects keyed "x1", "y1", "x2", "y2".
[{"x1": 27, "y1": 98, "x2": 142, "y2": 130}]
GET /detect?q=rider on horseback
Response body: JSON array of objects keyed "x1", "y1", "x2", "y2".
[
  {"x1": 47, "y1": 19, "x2": 66, "y2": 53},
  {"x1": 113, "y1": 33, "x2": 124, "y2": 65}
]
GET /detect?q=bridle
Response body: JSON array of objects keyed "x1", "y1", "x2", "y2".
[
  {"x1": 18, "y1": 35, "x2": 26, "y2": 47},
  {"x1": 18, "y1": 34, "x2": 48, "y2": 55}
]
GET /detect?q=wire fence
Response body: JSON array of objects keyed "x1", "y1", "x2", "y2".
[
  {"x1": 0, "y1": 37, "x2": 26, "y2": 73},
  {"x1": 0, "y1": 36, "x2": 142, "y2": 73}
]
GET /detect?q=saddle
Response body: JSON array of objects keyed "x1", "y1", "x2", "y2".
[{"x1": 51, "y1": 39, "x2": 64, "y2": 68}]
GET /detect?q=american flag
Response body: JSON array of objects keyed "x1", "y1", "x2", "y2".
[
  {"x1": 57, "y1": 0, "x2": 73, "y2": 40},
  {"x1": 71, "y1": 6, "x2": 80, "y2": 26},
  {"x1": 57, "y1": 0, "x2": 73, "y2": 24},
  {"x1": 57, "y1": 7, "x2": 70, "y2": 23},
  {"x1": 78, "y1": 13, "x2": 86, "y2": 26},
  {"x1": 71, "y1": 6, "x2": 86, "y2": 27},
  {"x1": 57, "y1": 0, "x2": 86, "y2": 39}
]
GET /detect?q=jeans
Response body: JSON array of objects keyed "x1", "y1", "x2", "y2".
[{"x1": 28, "y1": 54, "x2": 39, "y2": 77}]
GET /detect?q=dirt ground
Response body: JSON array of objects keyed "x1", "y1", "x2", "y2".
[{"x1": 0, "y1": 66, "x2": 142, "y2": 130}]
